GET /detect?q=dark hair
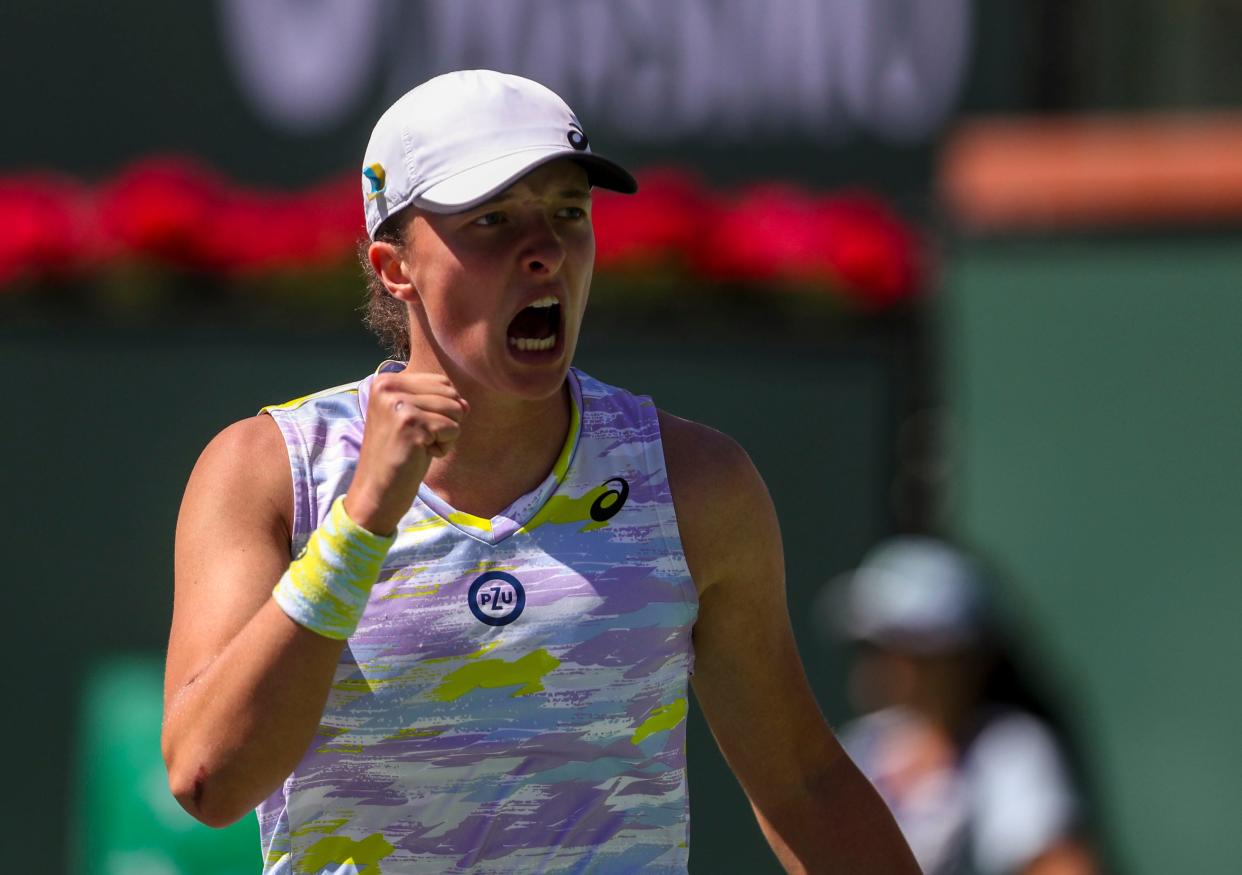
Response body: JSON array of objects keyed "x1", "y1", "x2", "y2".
[{"x1": 358, "y1": 210, "x2": 414, "y2": 360}]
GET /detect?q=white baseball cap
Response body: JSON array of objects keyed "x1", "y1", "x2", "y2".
[
  {"x1": 361, "y1": 70, "x2": 638, "y2": 238},
  {"x1": 816, "y1": 537, "x2": 993, "y2": 653}
]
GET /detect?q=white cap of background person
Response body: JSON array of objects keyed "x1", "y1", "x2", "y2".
[
  {"x1": 816, "y1": 536, "x2": 992, "y2": 654},
  {"x1": 360, "y1": 69, "x2": 638, "y2": 238}
]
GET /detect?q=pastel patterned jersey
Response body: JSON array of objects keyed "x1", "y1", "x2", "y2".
[{"x1": 257, "y1": 364, "x2": 698, "y2": 874}]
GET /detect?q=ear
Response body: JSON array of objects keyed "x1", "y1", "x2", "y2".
[{"x1": 368, "y1": 239, "x2": 418, "y2": 303}]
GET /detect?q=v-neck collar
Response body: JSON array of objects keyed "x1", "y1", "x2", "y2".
[{"x1": 359, "y1": 363, "x2": 583, "y2": 546}]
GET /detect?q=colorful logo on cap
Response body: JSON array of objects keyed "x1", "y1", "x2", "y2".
[
  {"x1": 363, "y1": 163, "x2": 386, "y2": 200},
  {"x1": 567, "y1": 123, "x2": 588, "y2": 151}
]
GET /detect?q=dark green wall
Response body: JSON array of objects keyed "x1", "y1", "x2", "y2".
[
  {"x1": 945, "y1": 237, "x2": 1242, "y2": 874},
  {"x1": 2, "y1": 297, "x2": 911, "y2": 873}
]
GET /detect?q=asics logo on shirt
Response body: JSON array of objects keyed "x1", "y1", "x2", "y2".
[{"x1": 590, "y1": 477, "x2": 629, "y2": 522}]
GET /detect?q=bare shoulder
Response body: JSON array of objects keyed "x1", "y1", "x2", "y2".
[
  {"x1": 193, "y1": 413, "x2": 289, "y2": 479},
  {"x1": 176, "y1": 412, "x2": 293, "y2": 585},
  {"x1": 184, "y1": 413, "x2": 292, "y2": 529},
  {"x1": 657, "y1": 409, "x2": 762, "y2": 511},
  {"x1": 168, "y1": 414, "x2": 293, "y2": 699},
  {"x1": 657, "y1": 409, "x2": 781, "y2": 597}
]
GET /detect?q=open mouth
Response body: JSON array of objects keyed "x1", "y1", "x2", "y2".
[{"x1": 506, "y1": 295, "x2": 561, "y2": 353}]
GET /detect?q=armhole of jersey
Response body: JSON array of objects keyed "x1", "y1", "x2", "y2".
[
  {"x1": 263, "y1": 408, "x2": 313, "y2": 554},
  {"x1": 639, "y1": 399, "x2": 700, "y2": 644},
  {"x1": 257, "y1": 786, "x2": 292, "y2": 873}
]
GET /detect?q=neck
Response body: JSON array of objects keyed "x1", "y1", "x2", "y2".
[{"x1": 404, "y1": 362, "x2": 573, "y2": 519}]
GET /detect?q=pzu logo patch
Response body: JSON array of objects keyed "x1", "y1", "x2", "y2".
[{"x1": 468, "y1": 571, "x2": 526, "y2": 626}]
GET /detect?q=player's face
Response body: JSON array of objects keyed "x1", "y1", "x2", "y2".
[{"x1": 404, "y1": 160, "x2": 595, "y2": 401}]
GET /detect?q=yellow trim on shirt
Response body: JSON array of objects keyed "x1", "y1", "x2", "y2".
[
  {"x1": 550, "y1": 391, "x2": 582, "y2": 484},
  {"x1": 261, "y1": 384, "x2": 358, "y2": 414},
  {"x1": 447, "y1": 510, "x2": 495, "y2": 532}
]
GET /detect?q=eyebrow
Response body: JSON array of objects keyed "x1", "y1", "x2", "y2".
[
  {"x1": 476, "y1": 192, "x2": 516, "y2": 208},
  {"x1": 475, "y1": 187, "x2": 591, "y2": 209}
]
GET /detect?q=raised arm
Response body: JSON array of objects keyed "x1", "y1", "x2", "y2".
[
  {"x1": 162, "y1": 413, "x2": 349, "y2": 826},
  {"x1": 163, "y1": 371, "x2": 467, "y2": 827},
  {"x1": 660, "y1": 411, "x2": 919, "y2": 874}
]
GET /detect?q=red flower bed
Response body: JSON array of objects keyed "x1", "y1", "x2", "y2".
[
  {"x1": 0, "y1": 157, "x2": 926, "y2": 305},
  {"x1": 0, "y1": 174, "x2": 98, "y2": 285}
]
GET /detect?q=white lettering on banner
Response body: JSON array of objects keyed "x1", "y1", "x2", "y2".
[
  {"x1": 833, "y1": 0, "x2": 972, "y2": 141},
  {"x1": 221, "y1": 0, "x2": 970, "y2": 143},
  {"x1": 218, "y1": 0, "x2": 387, "y2": 132}
]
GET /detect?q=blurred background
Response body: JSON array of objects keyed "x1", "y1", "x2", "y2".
[{"x1": 3, "y1": 1, "x2": 1240, "y2": 872}]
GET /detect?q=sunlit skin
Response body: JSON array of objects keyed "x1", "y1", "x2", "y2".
[
  {"x1": 165, "y1": 157, "x2": 920, "y2": 873},
  {"x1": 365, "y1": 160, "x2": 595, "y2": 518}
]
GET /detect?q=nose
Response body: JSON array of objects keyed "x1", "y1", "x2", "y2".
[{"x1": 521, "y1": 216, "x2": 566, "y2": 276}]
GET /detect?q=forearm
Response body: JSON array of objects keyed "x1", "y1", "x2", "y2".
[
  {"x1": 162, "y1": 598, "x2": 346, "y2": 827},
  {"x1": 752, "y1": 750, "x2": 919, "y2": 875}
]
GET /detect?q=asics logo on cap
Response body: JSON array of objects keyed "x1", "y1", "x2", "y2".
[
  {"x1": 363, "y1": 163, "x2": 386, "y2": 200},
  {"x1": 567, "y1": 122, "x2": 589, "y2": 151}
]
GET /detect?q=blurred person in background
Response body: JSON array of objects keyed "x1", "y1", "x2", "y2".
[{"x1": 820, "y1": 537, "x2": 1103, "y2": 875}]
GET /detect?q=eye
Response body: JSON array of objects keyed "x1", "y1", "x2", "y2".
[
  {"x1": 472, "y1": 211, "x2": 506, "y2": 227},
  {"x1": 556, "y1": 206, "x2": 587, "y2": 220}
]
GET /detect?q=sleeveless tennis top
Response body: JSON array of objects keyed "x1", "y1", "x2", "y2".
[{"x1": 257, "y1": 363, "x2": 698, "y2": 874}]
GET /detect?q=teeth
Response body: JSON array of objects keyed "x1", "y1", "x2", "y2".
[
  {"x1": 528, "y1": 295, "x2": 558, "y2": 309},
  {"x1": 508, "y1": 334, "x2": 557, "y2": 351}
]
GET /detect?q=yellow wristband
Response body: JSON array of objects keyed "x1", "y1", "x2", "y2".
[{"x1": 272, "y1": 495, "x2": 395, "y2": 640}]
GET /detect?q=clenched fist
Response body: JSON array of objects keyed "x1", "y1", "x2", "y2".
[{"x1": 344, "y1": 371, "x2": 469, "y2": 535}]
